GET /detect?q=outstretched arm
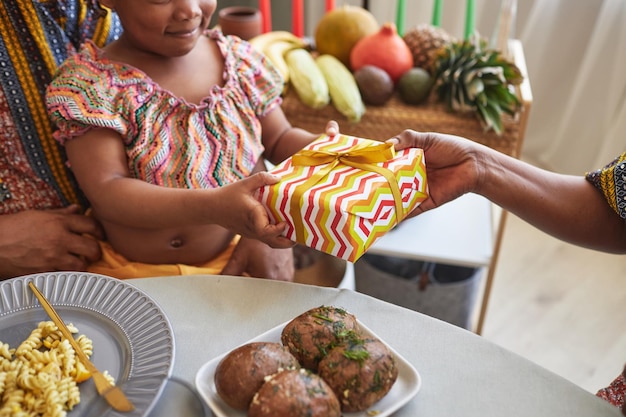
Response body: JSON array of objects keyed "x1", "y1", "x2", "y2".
[
  {"x1": 259, "y1": 106, "x2": 339, "y2": 165},
  {"x1": 392, "y1": 130, "x2": 626, "y2": 254}
]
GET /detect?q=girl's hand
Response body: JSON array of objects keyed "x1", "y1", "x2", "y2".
[
  {"x1": 214, "y1": 172, "x2": 294, "y2": 249},
  {"x1": 325, "y1": 120, "x2": 339, "y2": 137}
]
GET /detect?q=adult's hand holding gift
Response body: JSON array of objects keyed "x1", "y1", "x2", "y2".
[{"x1": 257, "y1": 134, "x2": 428, "y2": 262}]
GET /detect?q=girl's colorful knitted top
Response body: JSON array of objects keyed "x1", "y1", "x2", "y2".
[{"x1": 47, "y1": 30, "x2": 283, "y2": 189}]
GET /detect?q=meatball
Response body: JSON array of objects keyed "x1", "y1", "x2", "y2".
[
  {"x1": 318, "y1": 337, "x2": 399, "y2": 412},
  {"x1": 214, "y1": 342, "x2": 299, "y2": 410},
  {"x1": 249, "y1": 368, "x2": 341, "y2": 417},
  {"x1": 281, "y1": 305, "x2": 359, "y2": 371}
]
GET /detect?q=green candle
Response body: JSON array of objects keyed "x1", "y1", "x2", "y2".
[
  {"x1": 432, "y1": 0, "x2": 443, "y2": 27},
  {"x1": 464, "y1": 0, "x2": 475, "y2": 40},
  {"x1": 396, "y1": 0, "x2": 406, "y2": 36}
]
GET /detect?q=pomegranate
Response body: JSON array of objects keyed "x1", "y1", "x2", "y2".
[{"x1": 350, "y1": 22, "x2": 414, "y2": 84}]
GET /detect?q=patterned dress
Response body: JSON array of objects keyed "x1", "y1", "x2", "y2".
[
  {"x1": 0, "y1": 0, "x2": 121, "y2": 214},
  {"x1": 586, "y1": 152, "x2": 626, "y2": 413},
  {"x1": 586, "y1": 152, "x2": 626, "y2": 220},
  {"x1": 46, "y1": 31, "x2": 283, "y2": 190}
]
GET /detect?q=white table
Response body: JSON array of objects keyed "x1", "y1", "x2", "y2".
[{"x1": 130, "y1": 275, "x2": 622, "y2": 417}]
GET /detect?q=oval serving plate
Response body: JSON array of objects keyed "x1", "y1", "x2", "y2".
[
  {"x1": 195, "y1": 319, "x2": 421, "y2": 417},
  {"x1": 0, "y1": 272, "x2": 175, "y2": 417}
]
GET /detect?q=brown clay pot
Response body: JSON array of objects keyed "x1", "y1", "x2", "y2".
[{"x1": 218, "y1": 6, "x2": 262, "y2": 41}]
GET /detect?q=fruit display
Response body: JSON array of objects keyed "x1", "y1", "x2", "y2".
[
  {"x1": 249, "y1": 7, "x2": 523, "y2": 134},
  {"x1": 433, "y1": 38, "x2": 523, "y2": 134},
  {"x1": 249, "y1": 30, "x2": 365, "y2": 118}
]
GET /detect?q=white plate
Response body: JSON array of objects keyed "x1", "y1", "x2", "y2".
[
  {"x1": 195, "y1": 319, "x2": 421, "y2": 417},
  {"x1": 0, "y1": 272, "x2": 175, "y2": 417}
]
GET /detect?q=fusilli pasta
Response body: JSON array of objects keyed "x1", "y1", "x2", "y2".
[{"x1": 0, "y1": 321, "x2": 107, "y2": 417}]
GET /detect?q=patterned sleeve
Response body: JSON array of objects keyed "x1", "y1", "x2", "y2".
[
  {"x1": 226, "y1": 35, "x2": 284, "y2": 117},
  {"x1": 76, "y1": 1, "x2": 123, "y2": 47},
  {"x1": 71, "y1": 0, "x2": 123, "y2": 48},
  {"x1": 585, "y1": 152, "x2": 626, "y2": 219},
  {"x1": 46, "y1": 45, "x2": 132, "y2": 144}
]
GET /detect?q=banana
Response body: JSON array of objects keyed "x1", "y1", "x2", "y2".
[
  {"x1": 285, "y1": 48, "x2": 330, "y2": 109},
  {"x1": 249, "y1": 31, "x2": 307, "y2": 53},
  {"x1": 249, "y1": 31, "x2": 310, "y2": 88},
  {"x1": 316, "y1": 54, "x2": 366, "y2": 122},
  {"x1": 264, "y1": 40, "x2": 303, "y2": 85}
]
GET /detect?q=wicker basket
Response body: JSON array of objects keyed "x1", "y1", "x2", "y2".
[
  {"x1": 281, "y1": 40, "x2": 531, "y2": 158},
  {"x1": 283, "y1": 92, "x2": 524, "y2": 156}
]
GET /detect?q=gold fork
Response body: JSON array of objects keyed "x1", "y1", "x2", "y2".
[{"x1": 28, "y1": 282, "x2": 135, "y2": 412}]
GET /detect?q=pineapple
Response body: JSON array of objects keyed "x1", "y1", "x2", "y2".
[
  {"x1": 403, "y1": 24, "x2": 454, "y2": 74},
  {"x1": 433, "y1": 38, "x2": 523, "y2": 135}
]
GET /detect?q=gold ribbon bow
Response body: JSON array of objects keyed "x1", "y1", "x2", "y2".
[{"x1": 290, "y1": 140, "x2": 406, "y2": 243}]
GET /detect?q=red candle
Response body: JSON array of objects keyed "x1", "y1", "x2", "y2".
[
  {"x1": 325, "y1": 0, "x2": 335, "y2": 12},
  {"x1": 259, "y1": 0, "x2": 272, "y2": 33},
  {"x1": 292, "y1": 0, "x2": 304, "y2": 37}
]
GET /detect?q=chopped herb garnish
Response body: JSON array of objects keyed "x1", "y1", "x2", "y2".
[
  {"x1": 340, "y1": 329, "x2": 362, "y2": 343},
  {"x1": 311, "y1": 313, "x2": 333, "y2": 322},
  {"x1": 371, "y1": 370, "x2": 384, "y2": 392},
  {"x1": 343, "y1": 347, "x2": 370, "y2": 363}
]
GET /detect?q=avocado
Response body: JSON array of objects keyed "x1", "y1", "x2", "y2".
[
  {"x1": 353, "y1": 65, "x2": 395, "y2": 106},
  {"x1": 398, "y1": 67, "x2": 434, "y2": 105}
]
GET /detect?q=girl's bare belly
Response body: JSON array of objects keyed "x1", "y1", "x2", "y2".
[{"x1": 102, "y1": 222, "x2": 235, "y2": 265}]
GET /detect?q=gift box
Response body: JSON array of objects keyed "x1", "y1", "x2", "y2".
[{"x1": 257, "y1": 134, "x2": 428, "y2": 262}]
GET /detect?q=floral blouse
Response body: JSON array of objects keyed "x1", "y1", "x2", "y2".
[{"x1": 46, "y1": 30, "x2": 283, "y2": 189}]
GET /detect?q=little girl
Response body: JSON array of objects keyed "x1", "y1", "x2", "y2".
[{"x1": 46, "y1": 0, "x2": 336, "y2": 280}]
